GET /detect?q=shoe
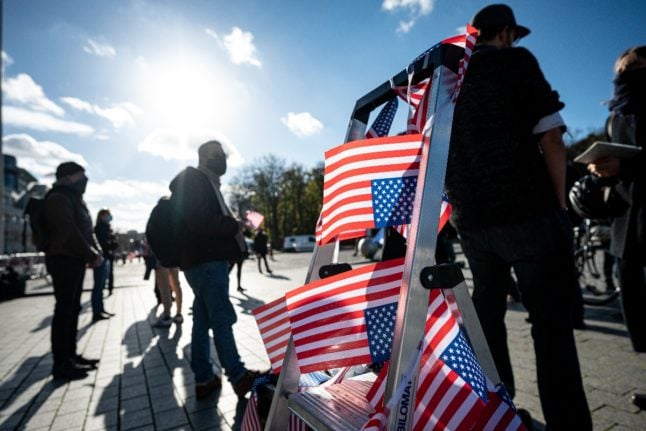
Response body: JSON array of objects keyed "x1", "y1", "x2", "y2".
[
  {"x1": 173, "y1": 314, "x2": 184, "y2": 324},
  {"x1": 102, "y1": 310, "x2": 115, "y2": 317},
  {"x1": 267, "y1": 270, "x2": 273, "y2": 275},
  {"x1": 237, "y1": 286, "x2": 246, "y2": 292},
  {"x1": 73, "y1": 355, "x2": 99, "y2": 369},
  {"x1": 516, "y1": 409, "x2": 534, "y2": 430},
  {"x1": 233, "y1": 370, "x2": 264, "y2": 398},
  {"x1": 53, "y1": 361, "x2": 88, "y2": 381},
  {"x1": 632, "y1": 392, "x2": 646, "y2": 410},
  {"x1": 195, "y1": 375, "x2": 222, "y2": 399},
  {"x1": 92, "y1": 313, "x2": 110, "y2": 323},
  {"x1": 154, "y1": 315, "x2": 173, "y2": 327}
]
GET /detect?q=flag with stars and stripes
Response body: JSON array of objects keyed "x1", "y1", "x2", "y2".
[
  {"x1": 473, "y1": 381, "x2": 527, "y2": 431},
  {"x1": 286, "y1": 258, "x2": 404, "y2": 374},
  {"x1": 393, "y1": 79, "x2": 431, "y2": 135},
  {"x1": 412, "y1": 289, "x2": 489, "y2": 430},
  {"x1": 318, "y1": 134, "x2": 423, "y2": 245},
  {"x1": 252, "y1": 296, "x2": 290, "y2": 374},
  {"x1": 366, "y1": 97, "x2": 399, "y2": 139}
]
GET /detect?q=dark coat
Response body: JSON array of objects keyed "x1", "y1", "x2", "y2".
[
  {"x1": 170, "y1": 167, "x2": 241, "y2": 270},
  {"x1": 43, "y1": 186, "x2": 100, "y2": 262},
  {"x1": 608, "y1": 68, "x2": 646, "y2": 263},
  {"x1": 253, "y1": 231, "x2": 269, "y2": 255}
]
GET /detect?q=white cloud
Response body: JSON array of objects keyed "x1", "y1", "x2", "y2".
[
  {"x1": 2, "y1": 134, "x2": 88, "y2": 178},
  {"x1": 1, "y1": 51, "x2": 13, "y2": 73},
  {"x1": 3, "y1": 106, "x2": 94, "y2": 135},
  {"x1": 83, "y1": 38, "x2": 116, "y2": 58},
  {"x1": 206, "y1": 27, "x2": 262, "y2": 68},
  {"x1": 382, "y1": 0, "x2": 436, "y2": 33},
  {"x1": 2, "y1": 73, "x2": 65, "y2": 115},
  {"x1": 85, "y1": 180, "x2": 170, "y2": 232},
  {"x1": 138, "y1": 128, "x2": 244, "y2": 166},
  {"x1": 281, "y1": 112, "x2": 324, "y2": 138},
  {"x1": 60, "y1": 97, "x2": 142, "y2": 129}
]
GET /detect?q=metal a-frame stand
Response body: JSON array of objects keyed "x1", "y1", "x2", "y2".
[{"x1": 265, "y1": 41, "x2": 500, "y2": 431}]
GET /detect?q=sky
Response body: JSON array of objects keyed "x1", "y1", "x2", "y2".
[{"x1": 2, "y1": 0, "x2": 645, "y2": 233}]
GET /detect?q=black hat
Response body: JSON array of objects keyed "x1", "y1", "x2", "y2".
[
  {"x1": 471, "y1": 4, "x2": 530, "y2": 39},
  {"x1": 55, "y1": 161, "x2": 85, "y2": 180}
]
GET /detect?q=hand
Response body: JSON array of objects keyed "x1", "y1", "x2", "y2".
[
  {"x1": 89, "y1": 254, "x2": 104, "y2": 268},
  {"x1": 587, "y1": 157, "x2": 621, "y2": 178}
]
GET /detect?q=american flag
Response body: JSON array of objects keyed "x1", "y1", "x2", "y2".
[
  {"x1": 366, "y1": 361, "x2": 390, "y2": 410},
  {"x1": 413, "y1": 289, "x2": 488, "y2": 430},
  {"x1": 473, "y1": 382, "x2": 526, "y2": 431},
  {"x1": 361, "y1": 408, "x2": 390, "y2": 431},
  {"x1": 241, "y1": 392, "x2": 263, "y2": 431},
  {"x1": 366, "y1": 97, "x2": 399, "y2": 139},
  {"x1": 393, "y1": 79, "x2": 431, "y2": 134},
  {"x1": 318, "y1": 134, "x2": 423, "y2": 245},
  {"x1": 246, "y1": 210, "x2": 265, "y2": 229},
  {"x1": 442, "y1": 24, "x2": 479, "y2": 102},
  {"x1": 253, "y1": 296, "x2": 290, "y2": 374},
  {"x1": 286, "y1": 258, "x2": 404, "y2": 373}
]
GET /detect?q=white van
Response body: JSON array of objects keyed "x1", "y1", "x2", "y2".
[{"x1": 283, "y1": 235, "x2": 316, "y2": 252}]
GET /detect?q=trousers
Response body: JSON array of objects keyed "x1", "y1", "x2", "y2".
[{"x1": 458, "y1": 209, "x2": 591, "y2": 430}]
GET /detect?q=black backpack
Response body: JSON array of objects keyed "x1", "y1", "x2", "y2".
[
  {"x1": 145, "y1": 196, "x2": 181, "y2": 268},
  {"x1": 24, "y1": 196, "x2": 48, "y2": 251}
]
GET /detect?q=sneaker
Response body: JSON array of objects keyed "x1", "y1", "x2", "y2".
[
  {"x1": 92, "y1": 313, "x2": 110, "y2": 323},
  {"x1": 237, "y1": 286, "x2": 246, "y2": 292},
  {"x1": 173, "y1": 314, "x2": 184, "y2": 324},
  {"x1": 154, "y1": 315, "x2": 173, "y2": 327},
  {"x1": 233, "y1": 370, "x2": 265, "y2": 398},
  {"x1": 52, "y1": 361, "x2": 88, "y2": 381},
  {"x1": 195, "y1": 375, "x2": 222, "y2": 399},
  {"x1": 632, "y1": 392, "x2": 646, "y2": 410}
]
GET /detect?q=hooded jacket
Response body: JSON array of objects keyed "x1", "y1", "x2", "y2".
[{"x1": 170, "y1": 167, "x2": 241, "y2": 270}]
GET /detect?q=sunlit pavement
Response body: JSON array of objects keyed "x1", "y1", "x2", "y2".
[{"x1": 0, "y1": 247, "x2": 644, "y2": 430}]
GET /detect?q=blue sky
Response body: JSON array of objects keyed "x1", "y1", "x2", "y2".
[{"x1": 2, "y1": 0, "x2": 645, "y2": 232}]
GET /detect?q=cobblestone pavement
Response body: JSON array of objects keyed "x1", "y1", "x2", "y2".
[{"x1": 0, "y1": 248, "x2": 644, "y2": 430}]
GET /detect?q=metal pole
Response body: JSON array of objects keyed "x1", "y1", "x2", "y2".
[{"x1": 0, "y1": 0, "x2": 6, "y2": 254}]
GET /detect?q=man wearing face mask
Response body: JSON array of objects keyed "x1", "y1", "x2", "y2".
[
  {"x1": 43, "y1": 162, "x2": 104, "y2": 380},
  {"x1": 170, "y1": 140, "x2": 262, "y2": 400}
]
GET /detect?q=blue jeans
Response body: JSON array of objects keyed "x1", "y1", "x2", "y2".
[
  {"x1": 458, "y1": 209, "x2": 591, "y2": 430},
  {"x1": 184, "y1": 260, "x2": 246, "y2": 384},
  {"x1": 92, "y1": 260, "x2": 109, "y2": 315}
]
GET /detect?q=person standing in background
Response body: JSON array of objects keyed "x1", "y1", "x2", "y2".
[{"x1": 92, "y1": 209, "x2": 116, "y2": 322}]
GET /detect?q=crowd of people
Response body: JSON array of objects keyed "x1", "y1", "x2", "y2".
[{"x1": 37, "y1": 2, "x2": 644, "y2": 428}]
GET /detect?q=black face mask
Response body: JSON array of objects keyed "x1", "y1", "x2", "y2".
[
  {"x1": 70, "y1": 176, "x2": 88, "y2": 195},
  {"x1": 206, "y1": 158, "x2": 227, "y2": 176}
]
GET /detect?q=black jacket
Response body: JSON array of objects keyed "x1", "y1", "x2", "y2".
[
  {"x1": 170, "y1": 167, "x2": 241, "y2": 270},
  {"x1": 445, "y1": 46, "x2": 564, "y2": 228},
  {"x1": 608, "y1": 68, "x2": 646, "y2": 263}
]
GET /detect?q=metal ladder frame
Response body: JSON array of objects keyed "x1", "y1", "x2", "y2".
[{"x1": 265, "y1": 41, "x2": 500, "y2": 431}]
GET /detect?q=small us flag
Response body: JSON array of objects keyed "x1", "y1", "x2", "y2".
[
  {"x1": 366, "y1": 98, "x2": 398, "y2": 139},
  {"x1": 365, "y1": 303, "x2": 398, "y2": 363},
  {"x1": 440, "y1": 331, "x2": 487, "y2": 401},
  {"x1": 371, "y1": 176, "x2": 417, "y2": 228}
]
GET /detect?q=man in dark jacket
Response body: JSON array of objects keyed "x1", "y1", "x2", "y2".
[
  {"x1": 44, "y1": 162, "x2": 103, "y2": 380},
  {"x1": 444, "y1": 4, "x2": 591, "y2": 429},
  {"x1": 171, "y1": 140, "x2": 261, "y2": 399},
  {"x1": 253, "y1": 228, "x2": 272, "y2": 274}
]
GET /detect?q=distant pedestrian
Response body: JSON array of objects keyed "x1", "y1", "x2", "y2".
[
  {"x1": 43, "y1": 162, "x2": 102, "y2": 381},
  {"x1": 171, "y1": 140, "x2": 264, "y2": 399},
  {"x1": 586, "y1": 45, "x2": 646, "y2": 410},
  {"x1": 253, "y1": 228, "x2": 272, "y2": 274},
  {"x1": 92, "y1": 209, "x2": 116, "y2": 321},
  {"x1": 154, "y1": 265, "x2": 183, "y2": 326},
  {"x1": 444, "y1": 4, "x2": 591, "y2": 428}
]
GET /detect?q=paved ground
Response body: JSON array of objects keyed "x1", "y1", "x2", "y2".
[{"x1": 0, "y1": 247, "x2": 644, "y2": 430}]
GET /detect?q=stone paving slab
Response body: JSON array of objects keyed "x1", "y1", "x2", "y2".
[{"x1": 0, "y1": 249, "x2": 644, "y2": 430}]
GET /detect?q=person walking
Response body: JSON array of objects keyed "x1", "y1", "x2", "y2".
[
  {"x1": 444, "y1": 4, "x2": 591, "y2": 429},
  {"x1": 586, "y1": 45, "x2": 646, "y2": 410},
  {"x1": 171, "y1": 140, "x2": 263, "y2": 399},
  {"x1": 43, "y1": 162, "x2": 103, "y2": 380},
  {"x1": 92, "y1": 209, "x2": 116, "y2": 322},
  {"x1": 253, "y1": 228, "x2": 272, "y2": 274}
]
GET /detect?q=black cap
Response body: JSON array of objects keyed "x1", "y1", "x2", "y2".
[
  {"x1": 471, "y1": 4, "x2": 530, "y2": 39},
  {"x1": 55, "y1": 161, "x2": 85, "y2": 180}
]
